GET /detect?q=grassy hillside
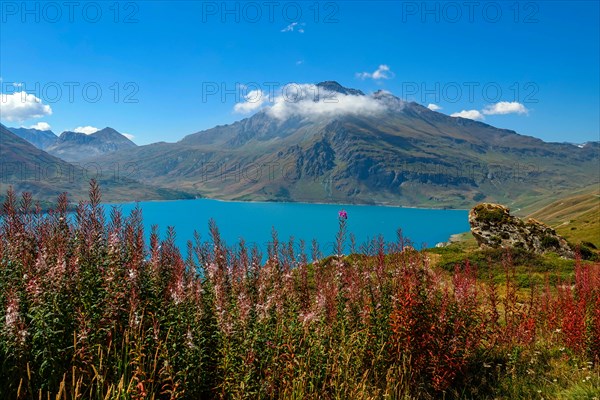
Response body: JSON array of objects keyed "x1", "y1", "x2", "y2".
[
  {"x1": 527, "y1": 186, "x2": 600, "y2": 248},
  {"x1": 427, "y1": 188, "x2": 599, "y2": 297}
]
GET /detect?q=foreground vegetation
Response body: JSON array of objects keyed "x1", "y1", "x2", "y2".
[{"x1": 1, "y1": 182, "x2": 599, "y2": 399}]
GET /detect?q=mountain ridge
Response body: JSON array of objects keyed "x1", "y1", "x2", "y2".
[
  {"x1": 45, "y1": 127, "x2": 137, "y2": 162},
  {"x1": 8, "y1": 127, "x2": 58, "y2": 150},
  {"x1": 88, "y1": 82, "x2": 598, "y2": 208},
  {"x1": 5, "y1": 82, "x2": 596, "y2": 208},
  {"x1": 0, "y1": 123, "x2": 193, "y2": 204}
]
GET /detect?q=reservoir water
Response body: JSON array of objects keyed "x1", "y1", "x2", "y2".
[{"x1": 116, "y1": 199, "x2": 470, "y2": 256}]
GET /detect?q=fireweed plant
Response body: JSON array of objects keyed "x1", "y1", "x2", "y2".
[{"x1": 0, "y1": 181, "x2": 598, "y2": 399}]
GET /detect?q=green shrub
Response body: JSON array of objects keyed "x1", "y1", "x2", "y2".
[
  {"x1": 474, "y1": 205, "x2": 508, "y2": 224},
  {"x1": 582, "y1": 241, "x2": 597, "y2": 249},
  {"x1": 541, "y1": 235, "x2": 560, "y2": 249}
]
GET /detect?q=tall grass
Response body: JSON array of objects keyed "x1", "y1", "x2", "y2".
[{"x1": 1, "y1": 181, "x2": 598, "y2": 399}]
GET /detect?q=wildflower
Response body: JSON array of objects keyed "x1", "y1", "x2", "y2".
[
  {"x1": 336, "y1": 210, "x2": 348, "y2": 256},
  {"x1": 132, "y1": 311, "x2": 141, "y2": 328},
  {"x1": 137, "y1": 382, "x2": 147, "y2": 398},
  {"x1": 171, "y1": 289, "x2": 183, "y2": 305},
  {"x1": 4, "y1": 294, "x2": 27, "y2": 346},
  {"x1": 245, "y1": 350, "x2": 256, "y2": 365},
  {"x1": 5, "y1": 297, "x2": 19, "y2": 331},
  {"x1": 299, "y1": 311, "x2": 317, "y2": 325},
  {"x1": 108, "y1": 231, "x2": 120, "y2": 254},
  {"x1": 237, "y1": 291, "x2": 252, "y2": 324},
  {"x1": 48, "y1": 255, "x2": 66, "y2": 283},
  {"x1": 186, "y1": 330, "x2": 196, "y2": 349},
  {"x1": 25, "y1": 274, "x2": 42, "y2": 302}
]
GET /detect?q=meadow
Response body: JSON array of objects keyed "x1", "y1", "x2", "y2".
[{"x1": 1, "y1": 182, "x2": 599, "y2": 399}]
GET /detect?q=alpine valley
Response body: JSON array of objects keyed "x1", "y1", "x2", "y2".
[{"x1": 4, "y1": 82, "x2": 599, "y2": 209}]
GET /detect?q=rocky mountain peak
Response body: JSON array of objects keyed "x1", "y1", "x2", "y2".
[
  {"x1": 316, "y1": 81, "x2": 365, "y2": 96},
  {"x1": 58, "y1": 130, "x2": 92, "y2": 142},
  {"x1": 47, "y1": 127, "x2": 136, "y2": 162},
  {"x1": 370, "y1": 89, "x2": 407, "y2": 110},
  {"x1": 93, "y1": 127, "x2": 136, "y2": 145}
]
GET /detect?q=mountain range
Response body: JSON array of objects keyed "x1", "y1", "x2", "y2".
[
  {"x1": 0, "y1": 124, "x2": 192, "y2": 205},
  {"x1": 9, "y1": 127, "x2": 58, "y2": 150},
  {"x1": 8, "y1": 126, "x2": 136, "y2": 162},
  {"x1": 45, "y1": 127, "x2": 137, "y2": 162},
  {"x1": 5, "y1": 81, "x2": 599, "y2": 208}
]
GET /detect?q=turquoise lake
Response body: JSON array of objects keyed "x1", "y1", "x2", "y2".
[{"x1": 116, "y1": 199, "x2": 470, "y2": 256}]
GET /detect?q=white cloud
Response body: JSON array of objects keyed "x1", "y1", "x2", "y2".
[
  {"x1": 28, "y1": 122, "x2": 52, "y2": 131},
  {"x1": 482, "y1": 101, "x2": 528, "y2": 115},
  {"x1": 122, "y1": 133, "x2": 135, "y2": 141},
  {"x1": 73, "y1": 126, "x2": 99, "y2": 135},
  {"x1": 266, "y1": 84, "x2": 386, "y2": 120},
  {"x1": 356, "y1": 65, "x2": 394, "y2": 80},
  {"x1": 427, "y1": 103, "x2": 442, "y2": 111},
  {"x1": 450, "y1": 109, "x2": 485, "y2": 121},
  {"x1": 281, "y1": 22, "x2": 305, "y2": 33},
  {"x1": 234, "y1": 90, "x2": 269, "y2": 114},
  {"x1": 0, "y1": 91, "x2": 53, "y2": 122}
]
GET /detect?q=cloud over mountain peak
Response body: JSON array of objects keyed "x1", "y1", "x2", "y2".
[{"x1": 233, "y1": 82, "x2": 390, "y2": 120}]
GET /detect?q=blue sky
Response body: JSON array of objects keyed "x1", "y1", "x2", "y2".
[{"x1": 1, "y1": 0, "x2": 598, "y2": 145}]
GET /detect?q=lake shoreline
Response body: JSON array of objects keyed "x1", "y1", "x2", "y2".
[{"x1": 104, "y1": 195, "x2": 471, "y2": 212}]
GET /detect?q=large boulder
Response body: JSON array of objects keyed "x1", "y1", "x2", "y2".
[{"x1": 469, "y1": 203, "x2": 574, "y2": 258}]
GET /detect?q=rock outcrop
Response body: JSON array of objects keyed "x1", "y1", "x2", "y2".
[{"x1": 469, "y1": 203, "x2": 574, "y2": 258}]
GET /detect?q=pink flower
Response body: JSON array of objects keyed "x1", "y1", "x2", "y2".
[
  {"x1": 5, "y1": 296, "x2": 20, "y2": 331},
  {"x1": 338, "y1": 210, "x2": 348, "y2": 220}
]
